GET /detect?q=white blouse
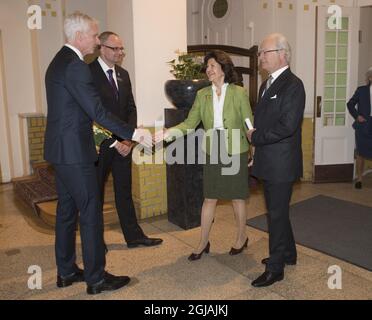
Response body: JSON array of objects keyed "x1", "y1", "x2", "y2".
[{"x1": 212, "y1": 83, "x2": 229, "y2": 129}]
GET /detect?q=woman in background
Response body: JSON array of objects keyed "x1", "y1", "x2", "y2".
[{"x1": 347, "y1": 67, "x2": 372, "y2": 189}]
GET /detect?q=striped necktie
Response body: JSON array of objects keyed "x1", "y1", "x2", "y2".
[{"x1": 266, "y1": 75, "x2": 273, "y2": 91}]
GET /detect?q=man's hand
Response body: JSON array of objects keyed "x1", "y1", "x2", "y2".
[
  {"x1": 246, "y1": 129, "x2": 256, "y2": 143},
  {"x1": 153, "y1": 128, "x2": 169, "y2": 144},
  {"x1": 132, "y1": 127, "x2": 153, "y2": 148},
  {"x1": 114, "y1": 140, "x2": 133, "y2": 157},
  {"x1": 357, "y1": 115, "x2": 367, "y2": 123}
]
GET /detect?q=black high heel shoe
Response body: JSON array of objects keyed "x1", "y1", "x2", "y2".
[
  {"x1": 188, "y1": 242, "x2": 210, "y2": 261},
  {"x1": 229, "y1": 238, "x2": 248, "y2": 255}
]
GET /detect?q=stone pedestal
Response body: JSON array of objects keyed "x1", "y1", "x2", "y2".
[{"x1": 164, "y1": 109, "x2": 204, "y2": 230}]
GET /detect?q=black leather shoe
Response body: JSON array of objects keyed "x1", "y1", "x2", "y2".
[
  {"x1": 229, "y1": 238, "x2": 248, "y2": 255},
  {"x1": 86, "y1": 272, "x2": 130, "y2": 295},
  {"x1": 57, "y1": 268, "x2": 84, "y2": 288},
  {"x1": 188, "y1": 242, "x2": 210, "y2": 261},
  {"x1": 261, "y1": 257, "x2": 297, "y2": 265},
  {"x1": 355, "y1": 181, "x2": 362, "y2": 189},
  {"x1": 127, "y1": 237, "x2": 163, "y2": 248},
  {"x1": 251, "y1": 271, "x2": 284, "y2": 287}
]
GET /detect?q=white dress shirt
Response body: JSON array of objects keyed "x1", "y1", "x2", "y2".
[
  {"x1": 270, "y1": 65, "x2": 289, "y2": 83},
  {"x1": 64, "y1": 44, "x2": 84, "y2": 61},
  {"x1": 98, "y1": 56, "x2": 118, "y2": 89},
  {"x1": 212, "y1": 83, "x2": 229, "y2": 129},
  {"x1": 262, "y1": 65, "x2": 289, "y2": 97}
]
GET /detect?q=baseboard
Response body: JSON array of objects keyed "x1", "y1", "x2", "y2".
[{"x1": 313, "y1": 163, "x2": 354, "y2": 183}]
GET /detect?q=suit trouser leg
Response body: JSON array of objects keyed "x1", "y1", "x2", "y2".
[
  {"x1": 112, "y1": 153, "x2": 145, "y2": 242},
  {"x1": 96, "y1": 141, "x2": 115, "y2": 207},
  {"x1": 263, "y1": 180, "x2": 297, "y2": 273},
  {"x1": 54, "y1": 173, "x2": 79, "y2": 277},
  {"x1": 54, "y1": 164, "x2": 105, "y2": 285}
]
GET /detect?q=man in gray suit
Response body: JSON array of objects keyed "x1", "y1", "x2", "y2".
[
  {"x1": 44, "y1": 12, "x2": 152, "y2": 295},
  {"x1": 247, "y1": 33, "x2": 305, "y2": 287}
]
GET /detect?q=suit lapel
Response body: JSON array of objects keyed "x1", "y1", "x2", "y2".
[
  {"x1": 255, "y1": 69, "x2": 292, "y2": 121},
  {"x1": 115, "y1": 68, "x2": 125, "y2": 101},
  {"x1": 93, "y1": 59, "x2": 114, "y2": 93},
  {"x1": 204, "y1": 87, "x2": 214, "y2": 124},
  {"x1": 260, "y1": 68, "x2": 292, "y2": 104},
  {"x1": 222, "y1": 84, "x2": 233, "y2": 120}
]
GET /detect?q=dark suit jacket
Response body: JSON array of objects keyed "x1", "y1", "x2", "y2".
[
  {"x1": 347, "y1": 85, "x2": 371, "y2": 120},
  {"x1": 251, "y1": 68, "x2": 305, "y2": 182},
  {"x1": 44, "y1": 46, "x2": 134, "y2": 165},
  {"x1": 89, "y1": 59, "x2": 137, "y2": 141}
]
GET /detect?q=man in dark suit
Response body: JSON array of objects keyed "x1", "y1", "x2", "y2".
[
  {"x1": 247, "y1": 33, "x2": 305, "y2": 287},
  {"x1": 44, "y1": 12, "x2": 152, "y2": 295},
  {"x1": 89, "y1": 31, "x2": 163, "y2": 248},
  {"x1": 347, "y1": 67, "x2": 372, "y2": 189}
]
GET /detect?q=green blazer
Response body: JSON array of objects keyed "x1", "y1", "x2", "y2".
[{"x1": 167, "y1": 84, "x2": 253, "y2": 155}]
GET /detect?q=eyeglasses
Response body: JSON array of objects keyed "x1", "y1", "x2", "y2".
[
  {"x1": 257, "y1": 49, "x2": 282, "y2": 57},
  {"x1": 101, "y1": 44, "x2": 125, "y2": 53}
]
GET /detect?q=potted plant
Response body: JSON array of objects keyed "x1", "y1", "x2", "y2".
[{"x1": 165, "y1": 51, "x2": 210, "y2": 110}]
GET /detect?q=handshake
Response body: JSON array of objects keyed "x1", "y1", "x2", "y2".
[{"x1": 130, "y1": 127, "x2": 170, "y2": 149}]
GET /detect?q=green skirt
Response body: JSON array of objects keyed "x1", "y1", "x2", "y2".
[{"x1": 203, "y1": 131, "x2": 249, "y2": 200}]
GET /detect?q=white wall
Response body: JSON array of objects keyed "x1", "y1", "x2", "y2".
[
  {"x1": 358, "y1": 6, "x2": 372, "y2": 85},
  {"x1": 131, "y1": 0, "x2": 188, "y2": 126},
  {"x1": 187, "y1": 0, "x2": 203, "y2": 44},
  {"x1": 0, "y1": 31, "x2": 13, "y2": 183},
  {"x1": 106, "y1": 0, "x2": 136, "y2": 95},
  {"x1": 0, "y1": 0, "x2": 109, "y2": 181},
  {"x1": 65, "y1": 0, "x2": 107, "y2": 29},
  {"x1": 0, "y1": 0, "x2": 40, "y2": 181}
]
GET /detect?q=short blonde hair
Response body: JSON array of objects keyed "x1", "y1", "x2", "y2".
[{"x1": 64, "y1": 11, "x2": 97, "y2": 42}]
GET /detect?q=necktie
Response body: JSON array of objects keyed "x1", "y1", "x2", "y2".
[
  {"x1": 107, "y1": 69, "x2": 119, "y2": 100},
  {"x1": 266, "y1": 75, "x2": 273, "y2": 91}
]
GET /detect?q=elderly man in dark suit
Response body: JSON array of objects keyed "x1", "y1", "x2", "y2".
[
  {"x1": 247, "y1": 33, "x2": 305, "y2": 287},
  {"x1": 44, "y1": 12, "x2": 152, "y2": 295},
  {"x1": 89, "y1": 32, "x2": 163, "y2": 249},
  {"x1": 347, "y1": 67, "x2": 372, "y2": 189}
]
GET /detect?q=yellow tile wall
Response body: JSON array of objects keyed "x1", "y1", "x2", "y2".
[
  {"x1": 131, "y1": 160, "x2": 167, "y2": 220},
  {"x1": 131, "y1": 127, "x2": 167, "y2": 220},
  {"x1": 27, "y1": 116, "x2": 47, "y2": 163},
  {"x1": 302, "y1": 117, "x2": 314, "y2": 181}
]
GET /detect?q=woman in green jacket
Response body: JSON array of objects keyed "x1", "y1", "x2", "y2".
[{"x1": 156, "y1": 50, "x2": 253, "y2": 260}]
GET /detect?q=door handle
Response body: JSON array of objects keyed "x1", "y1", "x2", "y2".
[{"x1": 316, "y1": 96, "x2": 322, "y2": 118}]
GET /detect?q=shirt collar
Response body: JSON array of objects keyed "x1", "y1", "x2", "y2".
[
  {"x1": 212, "y1": 82, "x2": 229, "y2": 92},
  {"x1": 98, "y1": 56, "x2": 115, "y2": 74},
  {"x1": 64, "y1": 44, "x2": 84, "y2": 61},
  {"x1": 270, "y1": 65, "x2": 289, "y2": 82}
]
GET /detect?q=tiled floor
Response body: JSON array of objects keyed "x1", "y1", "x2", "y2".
[{"x1": 0, "y1": 175, "x2": 372, "y2": 300}]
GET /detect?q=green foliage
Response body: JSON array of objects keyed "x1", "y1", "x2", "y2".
[
  {"x1": 93, "y1": 123, "x2": 112, "y2": 149},
  {"x1": 167, "y1": 52, "x2": 207, "y2": 80}
]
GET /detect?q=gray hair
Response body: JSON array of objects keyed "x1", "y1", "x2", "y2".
[
  {"x1": 64, "y1": 11, "x2": 97, "y2": 42},
  {"x1": 366, "y1": 67, "x2": 372, "y2": 85},
  {"x1": 270, "y1": 33, "x2": 291, "y2": 64}
]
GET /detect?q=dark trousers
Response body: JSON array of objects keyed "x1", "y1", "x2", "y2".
[
  {"x1": 263, "y1": 180, "x2": 297, "y2": 273},
  {"x1": 97, "y1": 139, "x2": 145, "y2": 242},
  {"x1": 54, "y1": 163, "x2": 106, "y2": 286}
]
